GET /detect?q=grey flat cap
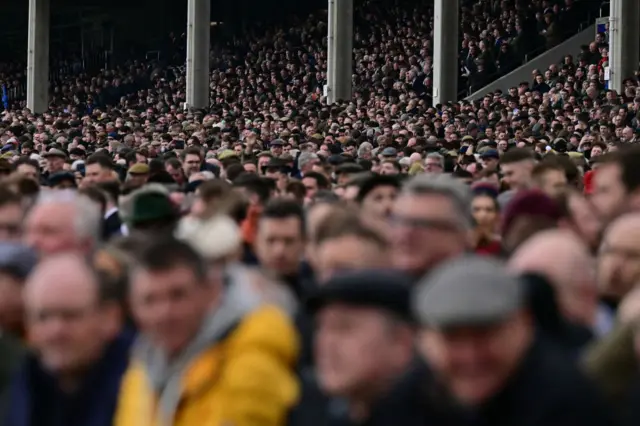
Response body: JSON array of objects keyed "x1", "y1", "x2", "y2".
[
  {"x1": 43, "y1": 148, "x2": 68, "y2": 159},
  {"x1": 0, "y1": 243, "x2": 38, "y2": 279},
  {"x1": 413, "y1": 256, "x2": 524, "y2": 328}
]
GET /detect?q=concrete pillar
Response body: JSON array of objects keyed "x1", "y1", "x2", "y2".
[
  {"x1": 609, "y1": 0, "x2": 640, "y2": 94},
  {"x1": 327, "y1": 0, "x2": 353, "y2": 105},
  {"x1": 27, "y1": 0, "x2": 50, "y2": 114},
  {"x1": 433, "y1": 0, "x2": 459, "y2": 105},
  {"x1": 186, "y1": 0, "x2": 211, "y2": 109}
]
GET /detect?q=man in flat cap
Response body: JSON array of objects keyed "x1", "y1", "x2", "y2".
[
  {"x1": 413, "y1": 256, "x2": 614, "y2": 426},
  {"x1": 292, "y1": 270, "x2": 446, "y2": 426},
  {"x1": 42, "y1": 148, "x2": 67, "y2": 177}
]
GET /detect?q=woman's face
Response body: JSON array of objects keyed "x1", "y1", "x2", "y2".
[{"x1": 472, "y1": 195, "x2": 498, "y2": 230}]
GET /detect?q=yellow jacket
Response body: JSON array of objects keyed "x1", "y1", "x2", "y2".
[{"x1": 113, "y1": 305, "x2": 300, "y2": 426}]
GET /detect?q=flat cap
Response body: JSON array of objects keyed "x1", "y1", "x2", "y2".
[
  {"x1": 413, "y1": 256, "x2": 524, "y2": 328},
  {"x1": 128, "y1": 163, "x2": 150, "y2": 175},
  {"x1": 0, "y1": 243, "x2": 38, "y2": 279},
  {"x1": 307, "y1": 269, "x2": 414, "y2": 322},
  {"x1": 43, "y1": 148, "x2": 68, "y2": 159},
  {"x1": 381, "y1": 147, "x2": 397, "y2": 157}
]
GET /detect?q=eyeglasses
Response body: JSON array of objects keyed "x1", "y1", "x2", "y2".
[{"x1": 389, "y1": 215, "x2": 461, "y2": 232}]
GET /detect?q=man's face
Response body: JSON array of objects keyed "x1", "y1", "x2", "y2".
[
  {"x1": 313, "y1": 236, "x2": 387, "y2": 283},
  {"x1": 418, "y1": 312, "x2": 532, "y2": 407},
  {"x1": 391, "y1": 193, "x2": 468, "y2": 275},
  {"x1": 424, "y1": 157, "x2": 443, "y2": 174},
  {"x1": 16, "y1": 163, "x2": 38, "y2": 181},
  {"x1": 130, "y1": 265, "x2": 212, "y2": 357},
  {"x1": 380, "y1": 162, "x2": 398, "y2": 176},
  {"x1": 597, "y1": 219, "x2": 640, "y2": 298},
  {"x1": 536, "y1": 169, "x2": 567, "y2": 198},
  {"x1": 591, "y1": 163, "x2": 627, "y2": 226},
  {"x1": 302, "y1": 176, "x2": 320, "y2": 200},
  {"x1": 84, "y1": 163, "x2": 112, "y2": 185},
  {"x1": 243, "y1": 163, "x2": 257, "y2": 174},
  {"x1": 182, "y1": 154, "x2": 201, "y2": 177},
  {"x1": 361, "y1": 185, "x2": 398, "y2": 219},
  {"x1": 501, "y1": 161, "x2": 532, "y2": 191},
  {"x1": 47, "y1": 157, "x2": 65, "y2": 173},
  {"x1": 25, "y1": 266, "x2": 110, "y2": 377},
  {"x1": 316, "y1": 305, "x2": 409, "y2": 397},
  {"x1": 24, "y1": 203, "x2": 84, "y2": 256},
  {"x1": 0, "y1": 202, "x2": 24, "y2": 242},
  {"x1": 257, "y1": 156, "x2": 271, "y2": 174},
  {"x1": 255, "y1": 216, "x2": 304, "y2": 277},
  {"x1": 166, "y1": 164, "x2": 184, "y2": 184}
]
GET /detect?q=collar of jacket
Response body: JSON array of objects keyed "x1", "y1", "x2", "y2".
[{"x1": 132, "y1": 278, "x2": 263, "y2": 423}]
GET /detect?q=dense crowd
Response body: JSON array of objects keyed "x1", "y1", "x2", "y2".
[
  {"x1": 0, "y1": 0, "x2": 639, "y2": 425},
  {"x1": 0, "y1": 0, "x2": 601, "y2": 111}
]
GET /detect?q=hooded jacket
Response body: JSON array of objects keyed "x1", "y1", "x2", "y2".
[{"x1": 113, "y1": 279, "x2": 300, "y2": 426}]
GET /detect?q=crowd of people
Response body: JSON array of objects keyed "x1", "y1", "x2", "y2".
[
  {"x1": 0, "y1": 0, "x2": 601, "y2": 111},
  {"x1": 0, "y1": 0, "x2": 638, "y2": 425}
]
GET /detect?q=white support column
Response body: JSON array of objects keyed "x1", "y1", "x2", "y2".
[
  {"x1": 609, "y1": 0, "x2": 640, "y2": 94},
  {"x1": 186, "y1": 0, "x2": 211, "y2": 110},
  {"x1": 27, "y1": 0, "x2": 50, "y2": 114},
  {"x1": 433, "y1": 0, "x2": 459, "y2": 105},
  {"x1": 327, "y1": 0, "x2": 353, "y2": 105}
]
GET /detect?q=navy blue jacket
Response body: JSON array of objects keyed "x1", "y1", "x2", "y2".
[{"x1": 4, "y1": 333, "x2": 132, "y2": 426}]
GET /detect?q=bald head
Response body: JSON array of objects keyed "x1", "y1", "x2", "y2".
[
  {"x1": 24, "y1": 253, "x2": 117, "y2": 377},
  {"x1": 602, "y1": 213, "x2": 640, "y2": 246},
  {"x1": 509, "y1": 229, "x2": 598, "y2": 327},
  {"x1": 509, "y1": 229, "x2": 592, "y2": 284},
  {"x1": 25, "y1": 253, "x2": 99, "y2": 309},
  {"x1": 598, "y1": 214, "x2": 640, "y2": 299}
]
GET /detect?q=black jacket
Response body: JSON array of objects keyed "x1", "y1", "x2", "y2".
[
  {"x1": 290, "y1": 359, "x2": 455, "y2": 426},
  {"x1": 102, "y1": 209, "x2": 122, "y2": 241},
  {"x1": 464, "y1": 338, "x2": 616, "y2": 426}
]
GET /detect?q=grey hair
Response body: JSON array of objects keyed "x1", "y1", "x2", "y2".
[
  {"x1": 298, "y1": 151, "x2": 319, "y2": 170},
  {"x1": 357, "y1": 142, "x2": 373, "y2": 157},
  {"x1": 402, "y1": 174, "x2": 473, "y2": 230},
  {"x1": 34, "y1": 189, "x2": 102, "y2": 245},
  {"x1": 426, "y1": 152, "x2": 445, "y2": 169}
]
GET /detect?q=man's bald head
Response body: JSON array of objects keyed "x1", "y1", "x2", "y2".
[
  {"x1": 509, "y1": 229, "x2": 598, "y2": 327},
  {"x1": 598, "y1": 213, "x2": 640, "y2": 299},
  {"x1": 25, "y1": 253, "x2": 99, "y2": 304},
  {"x1": 24, "y1": 253, "x2": 118, "y2": 377}
]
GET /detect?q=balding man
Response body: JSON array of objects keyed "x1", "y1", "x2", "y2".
[
  {"x1": 509, "y1": 230, "x2": 604, "y2": 337},
  {"x1": 598, "y1": 214, "x2": 640, "y2": 303},
  {"x1": 24, "y1": 190, "x2": 102, "y2": 257},
  {"x1": 4, "y1": 253, "x2": 130, "y2": 426}
]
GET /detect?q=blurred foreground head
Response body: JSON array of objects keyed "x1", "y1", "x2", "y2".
[
  {"x1": 24, "y1": 253, "x2": 122, "y2": 381},
  {"x1": 413, "y1": 256, "x2": 532, "y2": 407}
]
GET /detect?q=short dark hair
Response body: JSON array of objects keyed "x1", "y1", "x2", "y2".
[
  {"x1": 134, "y1": 237, "x2": 207, "y2": 283},
  {"x1": 182, "y1": 147, "x2": 202, "y2": 161},
  {"x1": 532, "y1": 159, "x2": 565, "y2": 180},
  {"x1": 260, "y1": 199, "x2": 306, "y2": 237},
  {"x1": 86, "y1": 154, "x2": 114, "y2": 170},
  {"x1": 500, "y1": 148, "x2": 535, "y2": 165},
  {"x1": 78, "y1": 186, "x2": 107, "y2": 214},
  {"x1": 96, "y1": 180, "x2": 121, "y2": 204},
  {"x1": 314, "y1": 207, "x2": 386, "y2": 248},
  {"x1": 13, "y1": 157, "x2": 39, "y2": 171},
  {"x1": 599, "y1": 147, "x2": 640, "y2": 193},
  {"x1": 0, "y1": 185, "x2": 22, "y2": 207},
  {"x1": 302, "y1": 171, "x2": 330, "y2": 189},
  {"x1": 233, "y1": 173, "x2": 271, "y2": 204}
]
